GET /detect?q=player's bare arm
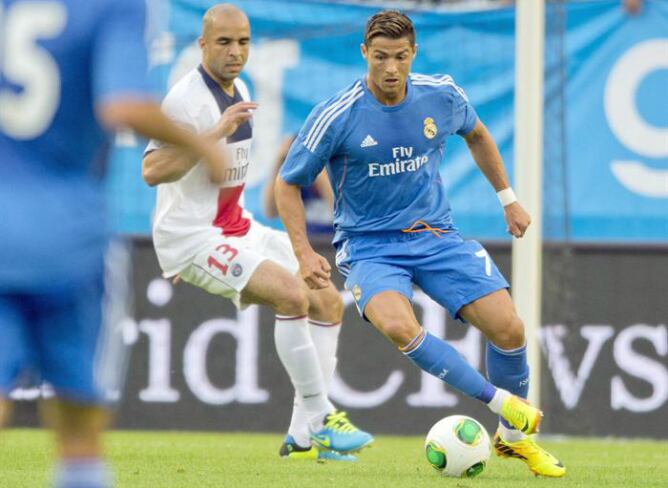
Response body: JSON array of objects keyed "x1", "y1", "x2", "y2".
[
  {"x1": 464, "y1": 120, "x2": 531, "y2": 238},
  {"x1": 99, "y1": 99, "x2": 227, "y2": 185},
  {"x1": 141, "y1": 100, "x2": 257, "y2": 186},
  {"x1": 275, "y1": 176, "x2": 331, "y2": 289}
]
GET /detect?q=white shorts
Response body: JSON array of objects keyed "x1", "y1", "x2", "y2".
[{"x1": 178, "y1": 221, "x2": 299, "y2": 309}]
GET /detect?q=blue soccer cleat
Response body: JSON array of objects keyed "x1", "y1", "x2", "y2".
[
  {"x1": 279, "y1": 435, "x2": 357, "y2": 462},
  {"x1": 310, "y1": 410, "x2": 374, "y2": 453}
]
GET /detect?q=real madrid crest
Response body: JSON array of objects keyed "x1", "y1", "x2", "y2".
[
  {"x1": 423, "y1": 117, "x2": 437, "y2": 139},
  {"x1": 352, "y1": 285, "x2": 362, "y2": 302}
]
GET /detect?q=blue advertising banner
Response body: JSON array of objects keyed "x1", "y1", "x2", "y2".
[{"x1": 108, "y1": 0, "x2": 667, "y2": 241}]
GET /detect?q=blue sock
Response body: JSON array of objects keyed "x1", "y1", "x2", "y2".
[
  {"x1": 54, "y1": 459, "x2": 112, "y2": 488},
  {"x1": 403, "y1": 331, "x2": 496, "y2": 403},
  {"x1": 486, "y1": 341, "x2": 529, "y2": 427}
]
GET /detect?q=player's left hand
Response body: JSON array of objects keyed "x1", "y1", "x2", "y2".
[{"x1": 504, "y1": 202, "x2": 531, "y2": 238}]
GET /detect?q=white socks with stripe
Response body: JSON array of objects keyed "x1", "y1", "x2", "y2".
[
  {"x1": 283, "y1": 319, "x2": 341, "y2": 447},
  {"x1": 274, "y1": 316, "x2": 335, "y2": 440}
]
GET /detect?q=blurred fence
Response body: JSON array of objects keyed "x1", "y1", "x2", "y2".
[{"x1": 108, "y1": 0, "x2": 668, "y2": 241}]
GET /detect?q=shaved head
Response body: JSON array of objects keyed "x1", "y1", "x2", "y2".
[
  {"x1": 202, "y1": 3, "x2": 248, "y2": 38},
  {"x1": 198, "y1": 3, "x2": 250, "y2": 90}
]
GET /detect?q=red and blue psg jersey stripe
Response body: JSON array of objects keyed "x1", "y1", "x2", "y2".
[{"x1": 197, "y1": 65, "x2": 252, "y2": 237}]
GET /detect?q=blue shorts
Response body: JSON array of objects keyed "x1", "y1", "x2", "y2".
[
  {"x1": 0, "y1": 243, "x2": 131, "y2": 404},
  {"x1": 335, "y1": 230, "x2": 508, "y2": 320}
]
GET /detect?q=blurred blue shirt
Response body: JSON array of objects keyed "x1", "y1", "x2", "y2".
[{"x1": 0, "y1": 0, "x2": 155, "y2": 290}]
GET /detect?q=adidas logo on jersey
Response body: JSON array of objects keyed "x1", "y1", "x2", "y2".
[{"x1": 360, "y1": 135, "x2": 378, "y2": 148}]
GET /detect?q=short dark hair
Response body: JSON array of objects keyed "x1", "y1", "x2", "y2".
[{"x1": 364, "y1": 10, "x2": 415, "y2": 47}]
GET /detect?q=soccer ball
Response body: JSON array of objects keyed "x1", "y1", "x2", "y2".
[{"x1": 424, "y1": 415, "x2": 491, "y2": 478}]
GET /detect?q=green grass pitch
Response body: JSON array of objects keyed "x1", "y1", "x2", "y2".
[{"x1": 1, "y1": 429, "x2": 666, "y2": 487}]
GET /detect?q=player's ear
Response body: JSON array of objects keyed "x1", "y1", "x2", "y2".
[
  {"x1": 412, "y1": 44, "x2": 418, "y2": 59},
  {"x1": 360, "y1": 43, "x2": 368, "y2": 60}
]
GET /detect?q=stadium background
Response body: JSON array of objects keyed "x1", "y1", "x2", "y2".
[{"x1": 13, "y1": 0, "x2": 668, "y2": 439}]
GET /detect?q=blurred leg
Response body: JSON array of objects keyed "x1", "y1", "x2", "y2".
[
  {"x1": 41, "y1": 400, "x2": 109, "y2": 458},
  {"x1": 41, "y1": 400, "x2": 113, "y2": 488}
]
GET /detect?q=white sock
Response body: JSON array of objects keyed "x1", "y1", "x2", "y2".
[
  {"x1": 498, "y1": 422, "x2": 526, "y2": 442},
  {"x1": 308, "y1": 319, "x2": 341, "y2": 388},
  {"x1": 487, "y1": 388, "x2": 511, "y2": 415},
  {"x1": 287, "y1": 319, "x2": 341, "y2": 446},
  {"x1": 287, "y1": 397, "x2": 311, "y2": 447},
  {"x1": 275, "y1": 315, "x2": 334, "y2": 432}
]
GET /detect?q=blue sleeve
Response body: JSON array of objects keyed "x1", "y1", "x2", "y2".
[
  {"x1": 280, "y1": 103, "x2": 339, "y2": 187},
  {"x1": 92, "y1": 0, "x2": 157, "y2": 104},
  {"x1": 450, "y1": 84, "x2": 478, "y2": 136}
]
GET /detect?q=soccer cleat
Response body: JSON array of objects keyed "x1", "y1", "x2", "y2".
[
  {"x1": 494, "y1": 432, "x2": 566, "y2": 478},
  {"x1": 499, "y1": 395, "x2": 543, "y2": 435},
  {"x1": 316, "y1": 450, "x2": 357, "y2": 462},
  {"x1": 279, "y1": 435, "x2": 318, "y2": 461},
  {"x1": 279, "y1": 435, "x2": 357, "y2": 462},
  {"x1": 310, "y1": 410, "x2": 374, "y2": 453}
]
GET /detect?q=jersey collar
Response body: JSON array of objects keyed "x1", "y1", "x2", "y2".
[
  {"x1": 362, "y1": 75, "x2": 414, "y2": 112},
  {"x1": 197, "y1": 64, "x2": 236, "y2": 114}
]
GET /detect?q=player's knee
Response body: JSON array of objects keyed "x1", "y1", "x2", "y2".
[
  {"x1": 274, "y1": 284, "x2": 309, "y2": 317},
  {"x1": 318, "y1": 286, "x2": 344, "y2": 322},
  {"x1": 492, "y1": 315, "x2": 525, "y2": 349},
  {"x1": 378, "y1": 317, "x2": 421, "y2": 348}
]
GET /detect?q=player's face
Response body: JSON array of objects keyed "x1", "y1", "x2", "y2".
[
  {"x1": 362, "y1": 36, "x2": 416, "y2": 103},
  {"x1": 200, "y1": 13, "x2": 250, "y2": 84}
]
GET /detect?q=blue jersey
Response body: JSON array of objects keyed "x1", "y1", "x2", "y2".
[
  {"x1": 280, "y1": 74, "x2": 478, "y2": 244},
  {"x1": 0, "y1": 0, "x2": 154, "y2": 289}
]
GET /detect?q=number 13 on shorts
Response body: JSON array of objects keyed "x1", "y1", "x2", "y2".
[{"x1": 207, "y1": 243, "x2": 239, "y2": 276}]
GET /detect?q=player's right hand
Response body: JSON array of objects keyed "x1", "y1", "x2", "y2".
[
  {"x1": 217, "y1": 101, "x2": 258, "y2": 138},
  {"x1": 298, "y1": 250, "x2": 332, "y2": 290}
]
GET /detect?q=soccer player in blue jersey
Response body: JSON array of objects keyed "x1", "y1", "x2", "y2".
[
  {"x1": 0, "y1": 0, "x2": 227, "y2": 486},
  {"x1": 276, "y1": 10, "x2": 565, "y2": 478}
]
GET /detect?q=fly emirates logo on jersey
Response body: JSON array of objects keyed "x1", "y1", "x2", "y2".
[
  {"x1": 220, "y1": 140, "x2": 251, "y2": 188},
  {"x1": 368, "y1": 146, "x2": 429, "y2": 178}
]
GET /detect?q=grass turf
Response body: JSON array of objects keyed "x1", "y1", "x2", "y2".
[{"x1": 1, "y1": 429, "x2": 666, "y2": 487}]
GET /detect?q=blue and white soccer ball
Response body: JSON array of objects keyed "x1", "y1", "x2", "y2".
[{"x1": 424, "y1": 415, "x2": 491, "y2": 478}]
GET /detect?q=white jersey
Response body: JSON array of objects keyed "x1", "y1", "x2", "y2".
[{"x1": 146, "y1": 66, "x2": 254, "y2": 277}]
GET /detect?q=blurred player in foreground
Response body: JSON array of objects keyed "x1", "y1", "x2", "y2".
[
  {"x1": 142, "y1": 4, "x2": 371, "y2": 460},
  {"x1": 0, "y1": 0, "x2": 229, "y2": 486},
  {"x1": 276, "y1": 10, "x2": 565, "y2": 478}
]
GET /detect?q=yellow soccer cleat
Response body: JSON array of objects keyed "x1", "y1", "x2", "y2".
[
  {"x1": 494, "y1": 432, "x2": 566, "y2": 478},
  {"x1": 500, "y1": 395, "x2": 543, "y2": 435}
]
